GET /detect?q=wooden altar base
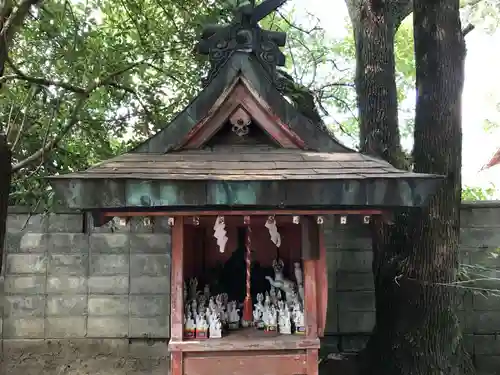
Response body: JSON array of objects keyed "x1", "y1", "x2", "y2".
[{"x1": 169, "y1": 329, "x2": 320, "y2": 375}]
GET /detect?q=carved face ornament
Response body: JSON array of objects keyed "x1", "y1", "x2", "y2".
[{"x1": 230, "y1": 107, "x2": 251, "y2": 137}]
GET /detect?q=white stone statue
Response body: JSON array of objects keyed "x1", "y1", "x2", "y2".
[
  {"x1": 254, "y1": 293, "x2": 265, "y2": 328},
  {"x1": 293, "y1": 302, "x2": 305, "y2": 334},
  {"x1": 205, "y1": 307, "x2": 212, "y2": 325},
  {"x1": 228, "y1": 301, "x2": 240, "y2": 329},
  {"x1": 196, "y1": 311, "x2": 209, "y2": 338},
  {"x1": 209, "y1": 297, "x2": 216, "y2": 311},
  {"x1": 270, "y1": 286, "x2": 277, "y2": 304},
  {"x1": 261, "y1": 304, "x2": 270, "y2": 328},
  {"x1": 209, "y1": 313, "x2": 222, "y2": 338},
  {"x1": 198, "y1": 294, "x2": 207, "y2": 309},
  {"x1": 184, "y1": 310, "x2": 196, "y2": 338},
  {"x1": 278, "y1": 302, "x2": 292, "y2": 335},
  {"x1": 213, "y1": 216, "x2": 228, "y2": 253},
  {"x1": 267, "y1": 305, "x2": 277, "y2": 331},
  {"x1": 265, "y1": 259, "x2": 297, "y2": 303},
  {"x1": 191, "y1": 299, "x2": 198, "y2": 315},
  {"x1": 189, "y1": 278, "x2": 198, "y2": 301}
]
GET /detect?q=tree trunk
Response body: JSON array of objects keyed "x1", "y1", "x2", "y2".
[
  {"x1": 0, "y1": 134, "x2": 11, "y2": 273},
  {"x1": 358, "y1": 0, "x2": 475, "y2": 374},
  {"x1": 346, "y1": 0, "x2": 411, "y2": 168}
]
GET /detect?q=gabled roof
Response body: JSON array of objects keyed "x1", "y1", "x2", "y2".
[
  {"x1": 48, "y1": 17, "x2": 444, "y2": 211},
  {"x1": 131, "y1": 52, "x2": 350, "y2": 154}
]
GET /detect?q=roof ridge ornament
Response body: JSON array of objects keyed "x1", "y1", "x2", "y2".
[{"x1": 197, "y1": 0, "x2": 288, "y2": 86}]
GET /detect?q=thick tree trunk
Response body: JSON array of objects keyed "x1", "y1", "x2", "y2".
[
  {"x1": 347, "y1": 0, "x2": 410, "y2": 168},
  {"x1": 0, "y1": 134, "x2": 11, "y2": 273},
  {"x1": 357, "y1": 1, "x2": 475, "y2": 374}
]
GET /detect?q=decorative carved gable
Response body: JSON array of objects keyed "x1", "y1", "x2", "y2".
[{"x1": 178, "y1": 77, "x2": 306, "y2": 150}]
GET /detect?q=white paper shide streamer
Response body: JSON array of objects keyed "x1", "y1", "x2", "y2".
[
  {"x1": 213, "y1": 216, "x2": 228, "y2": 253},
  {"x1": 265, "y1": 216, "x2": 281, "y2": 247}
]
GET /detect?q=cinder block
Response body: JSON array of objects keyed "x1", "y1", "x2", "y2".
[
  {"x1": 46, "y1": 295, "x2": 87, "y2": 316},
  {"x1": 129, "y1": 316, "x2": 170, "y2": 338},
  {"x1": 325, "y1": 232, "x2": 372, "y2": 251},
  {"x1": 88, "y1": 276, "x2": 129, "y2": 294},
  {"x1": 336, "y1": 251, "x2": 372, "y2": 272},
  {"x1": 474, "y1": 335, "x2": 500, "y2": 355},
  {"x1": 45, "y1": 233, "x2": 88, "y2": 253},
  {"x1": 88, "y1": 296, "x2": 129, "y2": 316},
  {"x1": 130, "y1": 254, "x2": 171, "y2": 277},
  {"x1": 461, "y1": 207, "x2": 500, "y2": 228},
  {"x1": 473, "y1": 294, "x2": 500, "y2": 311},
  {"x1": 4, "y1": 296, "x2": 45, "y2": 317},
  {"x1": 341, "y1": 335, "x2": 370, "y2": 352},
  {"x1": 7, "y1": 214, "x2": 47, "y2": 232},
  {"x1": 87, "y1": 317, "x2": 129, "y2": 337},
  {"x1": 337, "y1": 291, "x2": 375, "y2": 312},
  {"x1": 337, "y1": 272, "x2": 374, "y2": 291},
  {"x1": 130, "y1": 234, "x2": 171, "y2": 253},
  {"x1": 6, "y1": 232, "x2": 47, "y2": 253},
  {"x1": 130, "y1": 295, "x2": 170, "y2": 317},
  {"x1": 128, "y1": 340, "x2": 170, "y2": 359},
  {"x1": 47, "y1": 213, "x2": 83, "y2": 232},
  {"x1": 130, "y1": 276, "x2": 170, "y2": 294},
  {"x1": 5, "y1": 232, "x2": 23, "y2": 253},
  {"x1": 47, "y1": 276, "x2": 87, "y2": 294},
  {"x1": 90, "y1": 233, "x2": 129, "y2": 253},
  {"x1": 470, "y1": 250, "x2": 500, "y2": 269},
  {"x1": 5, "y1": 254, "x2": 47, "y2": 274},
  {"x1": 473, "y1": 312, "x2": 500, "y2": 333},
  {"x1": 19, "y1": 233, "x2": 46, "y2": 252},
  {"x1": 90, "y1": 254, "x2": 129, "y2": 275},
  {"x1": 45, "y1": 317, "x2": 86, "y2": 338},
  {"x1": 3, "y1": 275, "x2": 46, "y2": 294},
  {"x1": 48, "y1": 254, "x2": 88, "y2": 276},
  {"x1": 461, "y1": 228, "x2": 500, "y2": 249},
  {"x1": 3, "y1": 317, "x2": 45, "y2": 338},
  {"x1": 338, "y1": 311, "x2": 375, "y2": 333},
  {"x1": 475, "y1": 355, "x2": 500, "y2": 374}
]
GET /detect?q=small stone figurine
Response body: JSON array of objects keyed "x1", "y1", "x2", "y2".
[
  {"x1": 253, "y1": 293, "x2": 264, "y2": 329},
  {"x1": 209, "y1": 312, "x2": 223, "y2": 338},
  {"x1": 228, "y1": 301, "x2": 240, "y2": 330},
  {"x1": 265, "y1": 305, "x2": 277, "y2": 333},
  {"x1": 184, "y1": 311, "x2": 196, "y2": 339},
  {"x1": 278, "y1": 301, "x2": 292, "y2": 335},
  {"x1": 196, "y1": 311, "x2": 209, "y2": 339},
  {"x1": 189, "y1": 278, "x2": 198, "y2": 301},
  {"x1": 293, "y1": 302, "x2": 305, "y2": 335}
]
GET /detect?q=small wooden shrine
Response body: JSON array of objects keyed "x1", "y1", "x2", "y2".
[{"x1": 49, "y1": 1, "x2": 443, "y2": 375}]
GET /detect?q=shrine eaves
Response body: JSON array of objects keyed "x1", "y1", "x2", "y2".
[{"x1": 197, "y1": 0, "x2": 288, "y2": 85}]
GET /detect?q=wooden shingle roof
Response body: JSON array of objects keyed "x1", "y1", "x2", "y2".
[{"x1": 52, "y1": 147, "x2": 435, "y2": 181}]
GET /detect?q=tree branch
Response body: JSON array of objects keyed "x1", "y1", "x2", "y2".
[
  {"x1": 462, "y1": 23, "x2": 475, "y2": 36},
  {"x1": 10, "y1": 60, "x2": 148, "y2": 172}
]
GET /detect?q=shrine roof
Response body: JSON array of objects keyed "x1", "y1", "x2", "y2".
[
  {"x1": 49, "y1": 146, "x2": 442, "y2": 210},
  {"x1": 130, "y1": 52, "x2": 349, "y2": 154},
  {"x1": 51, "y1": 146, "x2": 434, "y2": 181},
  {"x1": 47, "y1": 1, "x2": 444, "y2": 211}
]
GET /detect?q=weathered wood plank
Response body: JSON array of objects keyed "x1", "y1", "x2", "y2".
[{"x1": 183, "y1": 353, "x2": 308, "y2": 375}]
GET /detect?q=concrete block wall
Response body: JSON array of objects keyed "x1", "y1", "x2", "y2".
[
  {"x1": 323, "y1": 202, "x2": 500, "y2": 374},
  {"x1": 1, "y1": 202, "x2": 500, "y2": 374},
  {"x1": 1, "y1": 211, "x2": 171, "y2": 374}
]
